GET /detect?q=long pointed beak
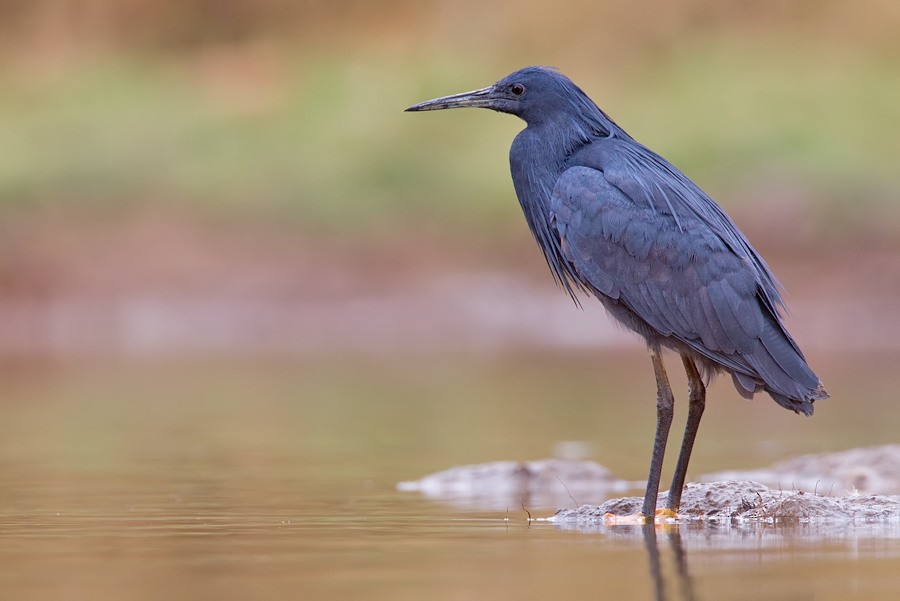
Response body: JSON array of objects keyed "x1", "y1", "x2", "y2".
[{"x1": 405, "y1": 86, "x2": 496, "y2": 112}]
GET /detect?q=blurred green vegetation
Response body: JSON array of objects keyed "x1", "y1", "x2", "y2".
[{"x1": 0, "y1": 1, "x2": 897, "y2": 234}]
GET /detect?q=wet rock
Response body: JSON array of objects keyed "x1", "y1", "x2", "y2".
[
  {"x1": 701, "y1": 445, "x2": 900, "y2": 495},
  {"x1": 550, "y1": 480, "x2": 900, "y2": 523},
  {"x1": 397, "y1": 459, "x2": 628, "y2": 510},
  {"x1": 399, "y1": 446, "x2": 900, "y2": 516}
]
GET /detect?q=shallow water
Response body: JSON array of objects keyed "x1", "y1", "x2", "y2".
[{"x1": 0, "y1": 350, "x2": 898, "y2": 600}]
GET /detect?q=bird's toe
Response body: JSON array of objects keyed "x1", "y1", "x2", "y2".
[
  {"x1": 654, "y1": 507, "x2": 678, "y2": 521},
  {"x1": 602, "y1": 512, "x2": 648, "y2": 525}
]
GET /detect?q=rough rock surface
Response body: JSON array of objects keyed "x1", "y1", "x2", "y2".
[
  {"x1": 700, "y1": 445, "x2": 900, "y2": 495},
  {"x1": 551, "y1": 480, "x2": 900, "y2": 523},
  {"x1": 400, "y1": 447, "x2": 900, "y2": 518},
  {"x1": 397, "y1": 458, "x2": 627, "y2": 510}
]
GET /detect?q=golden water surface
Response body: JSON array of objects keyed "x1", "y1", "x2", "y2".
[{"x1": 0, "y1": 350, "x2": 898, "y2": 600}]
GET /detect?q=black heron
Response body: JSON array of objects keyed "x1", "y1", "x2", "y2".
[{"x1": 406, "y1": 66, "x2": 828, "y2": 519}]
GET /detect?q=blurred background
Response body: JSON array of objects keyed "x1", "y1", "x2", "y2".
[
  {"x1": 0, "y1": 0, "x2": 900, "y2": 508},
  {"x1": 1, "y1": 2, "x2": 899, "y2": 597},
  {"x1": 0, "y1": 0, "x2": 898, "y2": 357}
]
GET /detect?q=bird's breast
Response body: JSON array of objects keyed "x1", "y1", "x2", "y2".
[{"x1": 509, "y1": 135, "x2": 582, "y2": 297}]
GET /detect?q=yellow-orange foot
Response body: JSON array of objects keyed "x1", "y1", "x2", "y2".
[
  {"x1": 601, "y1": 508, "x2": 678, "y2": 525},
  {"x1": 655, "y1": 508, "x2": 677, "y2": 520},
  {"x1": 602, "y1": 513, "x2": 646, "y2": 525}
]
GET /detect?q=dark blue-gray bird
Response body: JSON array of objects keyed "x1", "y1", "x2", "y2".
[{"x1": 406, "y1": 66, "x2": 828, "y2": 518}]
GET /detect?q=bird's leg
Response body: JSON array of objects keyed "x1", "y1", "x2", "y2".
[
  {"x1": 641, "y1": 343, "x2": 674, "y2": 518},
  {"x1": 666, "y1": 354, "x2": 706, "y2": 512}
]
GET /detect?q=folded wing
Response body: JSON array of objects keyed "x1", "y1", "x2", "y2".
[{"x1": 550, "y1": 165, "x2": 826, "y2": 414}]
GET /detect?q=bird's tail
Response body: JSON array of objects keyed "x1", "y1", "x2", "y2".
[
  {"x1": 731, "y1": 315, "x2": 829, "y2": 416},
  {"x1": 766, "y1": 383, "x2": 829, "y2": 416}
]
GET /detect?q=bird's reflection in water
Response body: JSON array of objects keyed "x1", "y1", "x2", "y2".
[{"x1": 639, "y1": 523, "x2": 696, "y2": 601}]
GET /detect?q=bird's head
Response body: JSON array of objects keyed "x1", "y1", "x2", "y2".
[{"x1": 406, "y1": 66, "x2": 605, "y2": 129}]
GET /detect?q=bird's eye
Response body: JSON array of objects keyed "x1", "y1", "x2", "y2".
[{"x1": 511, "y1": 83, "x2": 525, "y2": 96}]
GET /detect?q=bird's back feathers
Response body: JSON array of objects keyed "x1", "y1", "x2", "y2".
[{"x1": 546, "y1": 141, "x2": 827, "y2": 413}]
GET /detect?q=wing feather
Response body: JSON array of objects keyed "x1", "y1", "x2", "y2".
[
  {"x1": 549, "y1": 164, "x2": 821, "y2": 405},
  {"x1": 551, "y1": 166, "x2": 754, "y2": 353}
]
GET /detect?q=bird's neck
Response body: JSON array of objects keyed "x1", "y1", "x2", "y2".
[
  {"x1": 523, "y1": 117, "x2": 592, "y2": 162},
  {"x1": 510, "y1": 120, "x2": 587, "y2": 210},
  {"x1": 508, "y1": 123, "x2": 578, "y2": 289},
  {"x1": 510, "y1": 128, "x2": 559, "y2": 219}
]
